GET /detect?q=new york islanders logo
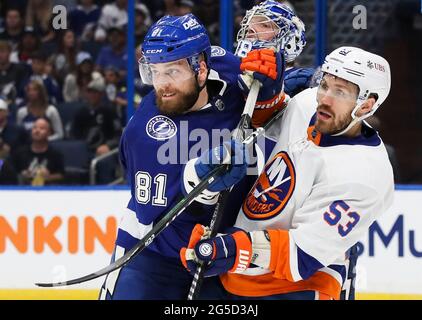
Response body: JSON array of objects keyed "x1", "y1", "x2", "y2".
[
  {"x1": 243, "y1": 152, "x2": 295, "y2": 220},
  {"x1": 146, "y1": 115, "x2": 177, "y2": 140}
]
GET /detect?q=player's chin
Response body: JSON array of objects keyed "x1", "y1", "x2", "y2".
[
  {"x1": 157, "y1": 100, "x2": 185, "y2": 116},
  {"x1": 315, "y1": 120, "x2": 334, "y2": 135}
]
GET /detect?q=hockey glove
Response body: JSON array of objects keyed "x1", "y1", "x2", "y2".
[
  {"x1": 194, "y1": 139, "x2": 248, "y2": 193},
  {"x1": 180, "y1": 224, "x2": 253, "y2": 277},
  {"x1": 238, "y1": 49, "x2": 287, "y2": 127},
  {"x1": 284, "y1": 67, "x2": 315, "y2": 97}
]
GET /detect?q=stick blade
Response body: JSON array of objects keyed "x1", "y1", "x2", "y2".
[{"x1": 34, "y1": 245, "x2": 140, "y2": 287}]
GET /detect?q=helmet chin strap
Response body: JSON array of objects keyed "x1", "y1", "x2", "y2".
[{"x1": 331, "y1": 103, "x2": 362, "y2": 137}]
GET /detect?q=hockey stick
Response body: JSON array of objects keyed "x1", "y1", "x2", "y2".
[
  {"x1": 187, "y1": 79, "x2": 261, "y2": 300},
  {"x1": 35, "y1": 164, "x2": 226, "y2": 287},
  {"x1": 34, "y1": 92, "x2": 284, "y2": 288}
]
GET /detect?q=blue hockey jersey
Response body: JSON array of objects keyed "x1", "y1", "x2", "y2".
[{"x1": 116, "y1": 47, "x2": 246, "y2": 258}]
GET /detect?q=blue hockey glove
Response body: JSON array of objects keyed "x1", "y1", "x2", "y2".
[
  {"x1": 194, "y1": 139, "x2": 249, "y2": 193},
  {"x1": 238, "y1": 48, "x2": 285, "y2": 103},
  {"x1": 180, "y1": 224, "x2": 253, "y2": 277},
  {"x1": 284, "y1": 67, "x2": 315, "y2": 97}
]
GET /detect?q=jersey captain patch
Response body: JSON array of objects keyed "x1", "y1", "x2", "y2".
[{"x1": 243, "y1": 151, "x2": 296, "y2": 220}]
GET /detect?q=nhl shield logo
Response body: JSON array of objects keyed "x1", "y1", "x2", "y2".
[
  {"x1": 243, "y1": 152, "x2": 296, "y2": 220},
  {"x1": 146, "y1": 115, "x2": 177, "y2": 140}
]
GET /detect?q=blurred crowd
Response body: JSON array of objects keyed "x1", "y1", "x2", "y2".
[
  {"x1": 0, "y1": 0, "x2": 269, "y2": 186},
  {"x1": 0, "y1": 0, "x2": 142, "y2": 186}
]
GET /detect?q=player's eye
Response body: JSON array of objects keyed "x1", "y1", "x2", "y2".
[
  {"x1": 166, "y1": 69, "x2": 180, "y2": 77},
  {"x1": 335, "y1": 89, "x2": 346, "y2": 98}
]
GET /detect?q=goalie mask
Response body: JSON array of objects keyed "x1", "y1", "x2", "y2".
[{"x1": 235, "y1": 0, "x2": 295, "y2": 57}]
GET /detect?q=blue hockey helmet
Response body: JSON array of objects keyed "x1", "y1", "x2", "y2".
[{"x1": 140, "y1": 14, "x2": 211, "y2": 84}]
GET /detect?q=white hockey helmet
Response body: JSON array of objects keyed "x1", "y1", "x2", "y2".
[{"x1": 320, "y1": 46, "x2": 391, "y2": 135}]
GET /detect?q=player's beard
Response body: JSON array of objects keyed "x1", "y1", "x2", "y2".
[
  {"x1": 315, "y1": 104, "x2": 353, "y2": 135},
  {"x1": 156, "y1": 79, "x2": 201, "y2": 117}
]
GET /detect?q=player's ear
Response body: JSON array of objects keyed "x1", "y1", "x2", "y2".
[
  {"x1": 356, "y1": 94, "x2": 377, "y2": 117},
  {"x1": 197, "y1": 60, "x2": 208, "y2": 87}
]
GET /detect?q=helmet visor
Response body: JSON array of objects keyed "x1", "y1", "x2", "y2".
[
  {"x1": 317, "y1": 74, "x2": 359, "y2": 104},
  {"x1": 139, "y1": 57, "x2": 196, "y2": 86}
]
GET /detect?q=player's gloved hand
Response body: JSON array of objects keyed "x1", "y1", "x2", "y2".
[
  {"x1": 194, "y1": 139, "x2": 249, "y2": 192},
  {"x1": 180, "y1": 224, "x2": 253, "y2": 277},
  {"x1": 284, "y1": 67, "x2": 315, "y2": 97},
  {"x1": 238, "y1": 49, "x2": 287, "y2": 127},
  {"x1": 238, "y1": 48, "x2": 285, "y2": 102}
]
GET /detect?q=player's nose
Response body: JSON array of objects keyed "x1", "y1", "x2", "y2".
[{"x1": 319, "y1": 90, "x2": 334, "y2": 106}]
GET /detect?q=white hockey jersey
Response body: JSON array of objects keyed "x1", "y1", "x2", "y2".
[{"x1": 220, "y1": 87, "x2": 394, "y2": 299}]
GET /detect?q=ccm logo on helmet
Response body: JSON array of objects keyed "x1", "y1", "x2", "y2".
[
  {"x1": 183, "y1": 18, "x2": 199, "y2": 30},
  {"x1": 145, "y1": 49, "x2": 163, "y2": 54}
]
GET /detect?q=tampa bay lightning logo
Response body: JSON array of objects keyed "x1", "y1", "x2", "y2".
[
  {"x1": 211, "y1": 46, "x2": 226, "y2": 57},
  {"x1": 146, "y1": 115, "x2": 177, "y2": 140}
]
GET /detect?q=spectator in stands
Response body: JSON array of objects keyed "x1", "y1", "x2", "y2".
[
  {"x1": 0, "y1": 158, "x2": 18, "y2": 184},
  {"x1": 71, "y1": 75, "x2": 121, "y2": 155},
  {"x1": 104, "y1": 65, "x2": 120, "y2": 103},
  {"x1": 51, "y1": 30, "x2": 78, "y2": 86},
  {"x1": 95, "y1": 0, "x2": 128, "y2": 42},
  {"x1": 27, "y1": 50, "x2": 62, "y2": 104},
  {"x1": 0, "y1": 98, "x2": 29, "y2": 159},
  {"x1": 12, "y1": 117, "x2": 64, "y2": 185},
  {"x1": 95, "y1": 25, "x2": 127, "y2": 78},
  {"x1": 53, "y1": 0, "x2": 77, "y2": 11},
  {"x1": 176, "y1": 0, "x2": 194, "y2": 15},
  {"x1": 17, "y1": 79, "x2": 64, "y2": 141},
  {"x1": 162, "y1": 0, "x2": 180, "y2": 16},
  {"x1": 141, "y1": 0, "x2": 166, "y2": 21},
  {"x1": 0, "y1": 40, "x2": 29, "y2": 103},
  {"x1": 104, "y1": 65, "x2": 131, "y2": 125},
  {"x1": 0, "y1": 1, "x2": 27, "y2": 18},
  {"x1": 0, "y1": 8, "x2": 25, "y2": 51},
  {"x1": 63, "y1": 51, "x2": 97, "y2": 103},
  {"x1": 193, "y1": 0, "x2": 220, "y2": 44},
  {"x1": 135, "y1": 3, "x2": 152, "y2": 46},
  {"x1": 11, "y1": 27, "x2": 41, "y2": 64},
  {"x1": 71, "y1": 75, "x2": 122, "y2": 184},
  {"x1": 25, "y1": 0, "x2": 55, "y2": 43},
  {"x1": 69, "y1": 0, "x2": 101, "y2": 39}
]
